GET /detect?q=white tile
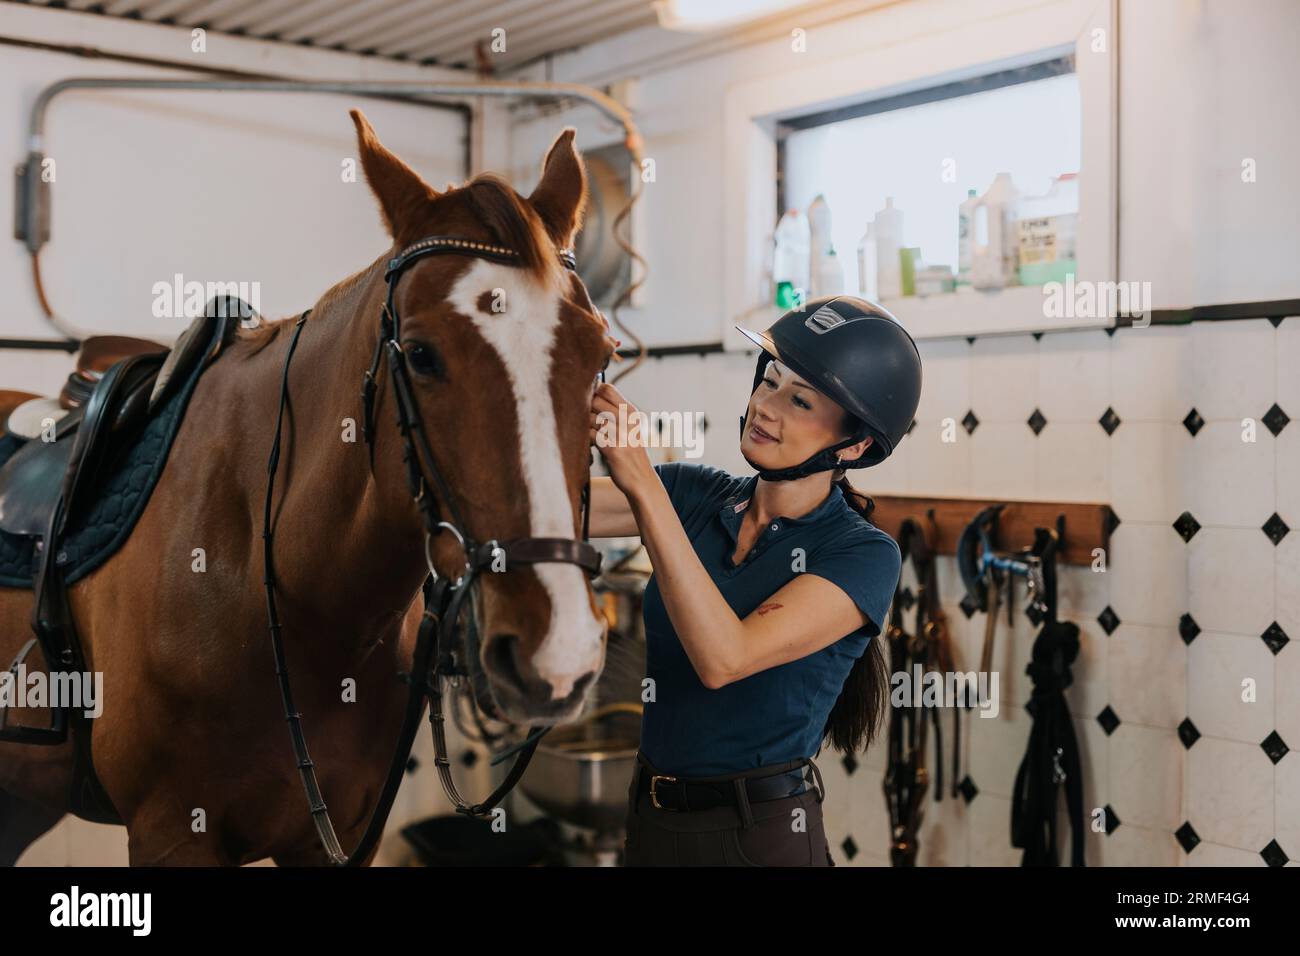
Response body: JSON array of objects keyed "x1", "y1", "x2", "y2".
[
  {"x1": 967, "y1": 703, "x2": 1030, "y2": 800},
  {"x1": 968, "y1": 792, "x2": 1020, "y2": 866},
  {"x1": 1109, "y1": 624, "x2": 1186, "y2": 731},
  {"x1": 1188, "y1": 527, "x2": 1275, "y2": 637},
  {"x1": 1102, "y1": 824, "x2": 1181, "y2": 866},
  {"x1": 846, "y1": 766, "x2": 890, "y2": 861},
  {"x1": 1275, "y1": 630, "x2": 1300, "y2": 757},
  {"x1": 1063, "y1": 620, "x2": 1111, "y2": 721},
  {"x1": 1276, "y1": 754, "x2": 1300, "y2": 863},
  {"x1": 1183, "y1": 841, "x2": 1268, "y2": 866},
  {"x1": 1110, "y1": 324, "x2": 1194, "y2": 422},
  {"x1": 1278, "y1": 533, "x2": 1300, "y2": 640},
  {"x1": 970, "y1": 422, "x2": 1037, "y2": 499},
  {"x1": 1109, "y1": 422, "x2": 1192, "y2": 525},
  {"x1": 1188, "y1": 421, "x2": 1276, "y2": 528},
  {"x1": 1187, "y1": 631, "x2": 1276, "y2": 745},
  {"x1": 1190, "y1": 319, "x2": 1276, "y2": 421},
  {"x1": 1036, "y1": 422, "x2": 1110, "y2": 501},
  {"x1": 904, "y1": 417, "x2": 972, "y2": 496},
  {"x1": 1279, "y1": 428, "x2": 1300, "y2": 544},
  {"x1": 1109, "y1": 723, "x2": 1183, "y2": 830},
  {"x1": 1037, "y1": 329, "x2": 1112, "y2": 423},
  {"x1": 1107, "y1": 521, "x2": 1188, "y2": 629},
  {"x1": 969, "y1": 335, "x2": 1039, "y2": 423},
  {"x1": 1185, "y1": 736, "x2": 1274, "y2": 851},
  {"x1": 1277, "y1": 318, "x2": 1300, "y2": 416},
  {"x1": 1055, "y1": 562, "x2": 1111, "y2": 626},
  {"x1": 914, "y1": 337, "x2": 971, "y2": 424}
]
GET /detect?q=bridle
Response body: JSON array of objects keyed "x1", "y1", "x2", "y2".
[{"x1": 262, "y1": 235, "x2": 606, "y2": 866}]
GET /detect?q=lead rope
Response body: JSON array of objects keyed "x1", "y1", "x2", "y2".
[{"x1": 263, "y1": 311, "x2": 442, "y2": 866}]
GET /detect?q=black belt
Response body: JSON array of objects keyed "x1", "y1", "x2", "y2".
[{"x1": 637, "y1": 762, "x2": 822, "y2": 812}]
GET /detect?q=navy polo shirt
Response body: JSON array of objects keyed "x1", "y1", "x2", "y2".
[{"x1": 638, "y1": 461, "x2": 903, "y2": 777}]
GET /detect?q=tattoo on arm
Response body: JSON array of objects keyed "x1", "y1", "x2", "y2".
[{"x1": 755, "y1": 603, "x2": 784, "y2": 616}]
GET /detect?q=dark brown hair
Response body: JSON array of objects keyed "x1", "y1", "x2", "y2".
[{"x1": 821, "y1": 413, "x2": 890, "y2": 757}]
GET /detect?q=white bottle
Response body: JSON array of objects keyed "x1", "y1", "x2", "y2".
[
  {"x1": 970, "y1": 173, "x2": 1020, "y2": 290},
  {"x1": 956, "y1": 188, "x2": 979, "y2": 288},
  {"x1": 856, "y1": 223, "x2": 878, "y2": 300},
  {"x1": 772, "y1": 209, "x2": 811, "y2": 308},
  {"x1": 872, "y1": 197, "x2": 904, "y2": 299},
  {"x1": 807, "y1": 194, "x2": 832, "y2": 298},
  {"x1": 817, "y1": 246, "x2": 844, "y2": 298}
]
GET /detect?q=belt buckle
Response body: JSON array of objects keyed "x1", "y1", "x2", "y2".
[{"x1": 649, "y1": 774, "x2": 677, "y2": 811}]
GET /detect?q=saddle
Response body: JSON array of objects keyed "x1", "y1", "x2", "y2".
[{"x1": 0, "y1": 307, "x2": 240, "y2": 823}]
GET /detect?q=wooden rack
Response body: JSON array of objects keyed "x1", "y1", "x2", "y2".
[{"x1": 868, "y1": 495, "x2": 1114, "y2": 567}]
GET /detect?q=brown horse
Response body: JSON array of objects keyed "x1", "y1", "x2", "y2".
[{"x1": 0, "y1": 110, "x2": 615, "y2": 865}]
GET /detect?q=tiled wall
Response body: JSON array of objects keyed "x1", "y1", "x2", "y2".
[{"x1": 614, "y1": 315, "x2": 1299, "y2": 866}]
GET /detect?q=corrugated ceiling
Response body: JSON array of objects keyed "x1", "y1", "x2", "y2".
[{"x1": 7, "y1": 0, "x2": 661, "y2": 71}]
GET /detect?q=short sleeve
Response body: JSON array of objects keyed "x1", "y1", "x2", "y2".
[
  {"x1": 652, "y1": 461, "x2": 732, "y2": 520},
  {"x1": 804, "y1": 529, "x2": 903, "y2": 640}
]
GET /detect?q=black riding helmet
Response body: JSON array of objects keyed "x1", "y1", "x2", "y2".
[{"x1": 734, "y1": 295, "x2": 922, "y2": 482}]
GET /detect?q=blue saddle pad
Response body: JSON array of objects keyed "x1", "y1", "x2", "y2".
[{"x1": 0, "y1": 345, "x2": 218, "y2": 589}]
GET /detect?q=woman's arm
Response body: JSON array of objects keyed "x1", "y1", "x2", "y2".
[
  {"x1": 626, "y1": 476, "x2": 869, "y2": 688},
  {"x1": 586, "y1": 475, "x2": 640, "y2": 538}
]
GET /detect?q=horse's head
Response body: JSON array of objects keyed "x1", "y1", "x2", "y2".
[{"x1": 350, "y1": 109, "x2": 615, "y2": 724}]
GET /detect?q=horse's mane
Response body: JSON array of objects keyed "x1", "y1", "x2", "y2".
[{"x1": 237, "y1": 173, "x2": 558, "y2": 356}]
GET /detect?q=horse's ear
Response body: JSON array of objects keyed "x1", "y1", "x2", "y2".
[
  {"x1": 350, "y1": 109, "x2": 439, "y2": 242},
  {"x1": 528, "y1": 128, "x2": 587, "y2": 249}
]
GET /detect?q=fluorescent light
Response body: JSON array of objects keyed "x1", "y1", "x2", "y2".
[{"x1": 653, "y1": 0, "x2": 812, "y2": 33}]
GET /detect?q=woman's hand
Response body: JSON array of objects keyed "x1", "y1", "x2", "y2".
[{"x1": 590, "y1": 381, "x2": 656, "y2": 500}]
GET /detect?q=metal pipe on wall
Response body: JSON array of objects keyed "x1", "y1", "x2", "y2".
[{"x1": 13, "y1": 76, "x2": 645, "y2": 354}]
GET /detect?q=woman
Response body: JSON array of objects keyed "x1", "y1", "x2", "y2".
[{"x1": 588, "y1": 295, "x2": 922, "y2": 867}]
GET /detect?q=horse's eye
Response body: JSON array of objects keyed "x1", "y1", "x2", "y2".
[{"x1": 406, "y1": 342, "x2": 441, "y2": 377}]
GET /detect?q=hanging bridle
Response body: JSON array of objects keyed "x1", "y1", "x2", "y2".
[{"x1": 262, "y1": 235, "x2": 605, "y2": 866}]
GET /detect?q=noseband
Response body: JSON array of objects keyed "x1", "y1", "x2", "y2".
[{"x1": 262, "y1": 235, "x2": 605, "y2": 866}]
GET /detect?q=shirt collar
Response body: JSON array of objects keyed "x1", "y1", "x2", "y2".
[{"x1": 718, "y1": 474, "x2": 847, "y2": 540}]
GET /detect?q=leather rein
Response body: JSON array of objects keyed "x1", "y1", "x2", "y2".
[{"x1": 262, "y1": 235, "x2": 604, "y2": 866}]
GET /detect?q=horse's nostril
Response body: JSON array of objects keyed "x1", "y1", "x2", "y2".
[{"x1": 486, "y1": 632, "x2": 524, "y2": 687}]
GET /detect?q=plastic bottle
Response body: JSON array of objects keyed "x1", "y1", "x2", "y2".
[
  {"x1": 970, "y1": 173, "x2": 1020, "y2": 290},
  {"x1": 872, "y1": 197, "x2": 904, "y2": 299},
  {"x1": 856, "y1": 223, "x2": 878, "y2": 300},
  {"x1": 772, "y1": 208, "x2": 811, "y2": 309},
  {"x1": 956, "y1": 187, "x2": 979, "y2": 288},
  {"x1": 817, "y1": 246, "x2": 844, "y2": 298},
  {"x1": 807, "y1": 194, "x2": 833, "y2": 297},
  {"x1": 1017, "y1": 173, "x2": 1079, "y2": 285}
]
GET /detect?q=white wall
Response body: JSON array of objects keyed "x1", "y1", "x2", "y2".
[{"x1": 0, "y1": 5, "x2": 469, "y2": 396}]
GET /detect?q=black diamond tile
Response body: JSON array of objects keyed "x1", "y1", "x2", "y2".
[
  {"x1": 1028, "y1": 408, "x2": 1047, "y2": 435},
  {"x1": 1173, "y1": 511, "x2": 1201, "y2": 542},
  {"x1": 962, "y1": 410, "x2": 979, "y2": 434},
  {"x1": 405, "y1": 756, "x2": 420, "y2": 775},
  {"x1": 841, "y1": 752, "x2": 859, "y2": 776},
  {"x1": 1182, "y1": 408, "x2": 1204, "y2": 436},
  {"x1": 1262, "y1": 621, "x2": 1290, "y2": 655},
  {"x1": 1105, "y1": 507, "x2": 1121, "y2": 537},
  {"x1": 1033, "y1": 331, "x2": 1043, "y2": 341},
  {"x1": 966, "y1": 336, "x2": 976, "y2": 345},
  {"x1": 1096, "y1": 705, "x2": 1121, "y2": 735},
  {"x1": 1026, "y1": 696, "x2": 1041, "y2": 720},
  {"x1": 1175, "y1": 821, "x2": 1201, "y2": 854},
  {"x1": 1261, "y1": 839, "x2": 1290, "y2": 867},
  {"x1": 1177, "y1": 717, "x2": 1201, "y2": 749},
  {"x1": 1097, "y1": 606, "x2": 1121, "y2": 635},
  {"x1": 1262, "y1": 512, "x2": 1289, "y2": 545},
  {"x1": 1026, "y1": 601, "x2": 1046, "y2": 627},
  {"x1": 1179, "y1": 613, "x2": 1201, "y2": 645},
  {"x1": 700, "y1": 414, "x2": 709, "y2": 433},
  {"x1": 841, "y1": 835, "x2": 858, "y2": 860},
  {"x1": 1263, "y1": 403, "x2": 1290, "y2": 436},
  {"x1": 899, "y1": 586, "x2": 916, "y2": 611},
  {"x1": 1103, "y1": 805, "x2": 1120, "y2": 835},
  {"x1": 957, "y1": 776, "x2": 978, "y2": 803},
  {"x1": 959, "y1": 594, "x2": 979, "y2": 619},
  {"x1": 460, "y1": 749, "x2": 479, "y2": 768},
  {"x1": 1099, "y1": 406, "x2": 1121, "y2": 435},
  {"x1": 1269, "y1": 316, "x2": 1284, "y2": 328},
  {"x1": 1261, "y1": 730, "x2": 1289, "y2": 764}
]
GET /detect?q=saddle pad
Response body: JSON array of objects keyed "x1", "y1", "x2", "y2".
[{"x1": 0, "y1": 338, "x2": 221, "y2": 590}]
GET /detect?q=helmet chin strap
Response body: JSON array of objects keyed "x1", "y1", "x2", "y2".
[{"x1": 738, "y1": 415, "x2": 873, "y2": 482}]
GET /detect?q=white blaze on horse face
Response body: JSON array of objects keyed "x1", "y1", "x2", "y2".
[{"x1": 447, "y1": 260, "x2": 605, "y2": 701}]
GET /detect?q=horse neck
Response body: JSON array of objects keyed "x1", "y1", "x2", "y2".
[{"x1": 228, "y1": 265, "x2": 427, "y2": 654}]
